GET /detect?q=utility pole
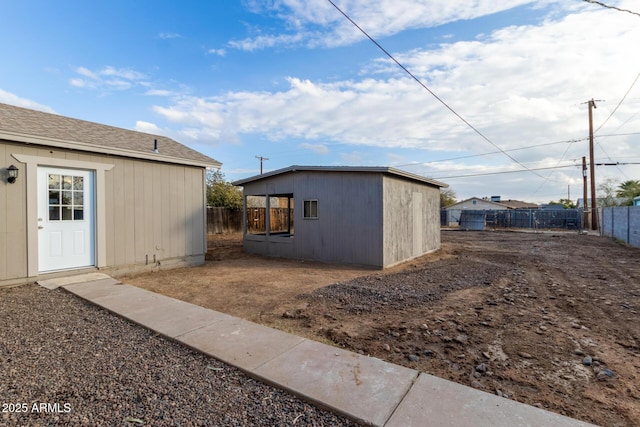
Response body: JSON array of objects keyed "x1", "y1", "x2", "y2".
[
  {"x1": 255, "y1": 155, "x2": 269, "y2": 174},
  {"x1": 582, "y1": 156, "x2": 588, "y2": 229},
  {"x1": 587, "y1": 99, "x2": 599, "y2": 231}
]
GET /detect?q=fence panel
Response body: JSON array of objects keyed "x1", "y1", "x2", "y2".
[
  {"x1": 459, "y1": 211, "x2": 486, "y2": 230},
  {"x1": 245, "y1": 208, "x2": 293, "y2": 234},
  {"x1": 207, "y1": 207, "x2": 243, "y2": 234},
  {"x1": 601, "y1": 206, "x2": 640, "y2": 248},
  {"x1": 442, "y1": 209, "x2": 583, "y2": 230}
]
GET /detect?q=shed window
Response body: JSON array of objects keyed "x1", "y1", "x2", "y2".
[
  {"x1": 246, "y1": 195, "x2": 267, "y2": 235},
  {"x1": 303, "y1": 200, "x2": 318, "y2": 219},
  {"x1": 48, "y1": 173, "x2": 84, "y2": 221},
  {"x1": 246, "y1": 194, "x2": 294, "y2": 235}
]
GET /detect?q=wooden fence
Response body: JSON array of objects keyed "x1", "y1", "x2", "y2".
[
  {"x1": 246, "y1": 208, "x2": 293, "y2": 234},
  {"x1": 207, "y1": 207, "x2": 243, "y2": 234},
  {"x1": 207, "y1": 207, "x2": 294, "y2": 235}
]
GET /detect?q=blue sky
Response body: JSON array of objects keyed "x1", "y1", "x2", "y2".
[{"x1": 2, "y1": 0, "x2": 639, "y2": 204}]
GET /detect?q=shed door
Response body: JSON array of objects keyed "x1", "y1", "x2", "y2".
[{"x1": 37, "y1": 167, "x2": 95, "y2": 272}]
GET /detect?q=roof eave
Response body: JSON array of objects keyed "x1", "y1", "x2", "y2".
[
  {"x1": 0, "y1": 130, "x2": 221, "y2": 169},
  {"x1": 232, "y1": 165, "x2": 448, "y2": 188}
]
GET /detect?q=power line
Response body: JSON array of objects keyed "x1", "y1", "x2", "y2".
[
  {"x1": 395, "y1": 132, "x2": 640, "y2": 169},
  {"x1": 529, "y1": 136, "x2": 579, "y2": 197},
  {"x1": 432, "y1": 164, "x2": 577, "y2": 180},
  {"x1": 595, "y1": 71, "x2": 640, "y2": 134},
  {"x1": 583, "y1": 0, "x2": 640, "y2": 17},
  {"x1": 394, "y1": 138, "x2": 587, "y2": 168},
  {"x1": 432, "y1": 162, "x2": 640, "y2": 180},
  {"x1": 325, "y1": 0, "x2": 545, "y2": 179},
  {"x1": 592, "y1": 67, "x2": 640, "y2": 180}
]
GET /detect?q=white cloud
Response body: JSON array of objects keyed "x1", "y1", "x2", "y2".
[
  {"x1": 208, "y1": 48, "x2": 227, "y2": 56},
  {"x1": 158, "y1": 32, "x2": 182, "y2": 39},
  {"x1": 299, "y1": 143, "x2": 329, "y2": 154},
  {"x1": 69, "y1": 66, "x2": 149, "y2": 92},
  {"x1": 228, "y1": 32, "x2": 306, "y2": 51},
  {"x1": 0, "y1": 89, "x2": 55, "y2": 113},
  {"x1": 145, "y1": 89, "x2": 176, "y2": 97},
  {"x1": 151, "y1": 3, "x2": 640, "y2": 201},
  {"x1": 76, "y1": 66, "x2": 98, "y2": 79},
  {"x1": 231, "y1": 0, "x2": 547, "y2": 49},
  {"x1": 69, "y1": 78, "x2": 87, "y2": 88},
  {"x1": 134, "y1": 120, "x2": 162, "y2": 134},
  {"x1": 100, "y1": 66, "x2": 147, "y2": 81}
]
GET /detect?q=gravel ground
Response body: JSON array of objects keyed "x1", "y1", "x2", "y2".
[
  {"x1": 307, "y1": 258, "x2": 507, "y2": 313},
  {"x1": 0, "y1": 284, "x2": 358, "y2": 427}
]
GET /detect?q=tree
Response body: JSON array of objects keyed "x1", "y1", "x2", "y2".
[
  {"x1": 206, "y1": 170, "x2": 243, "y2": 209},
  {"x1": 440, "y1": 188, "x2": 456, "y2": 207},
  {"x1": 597, "y1": 177, "x2": 620, "y2": 207},
  {"x1": 616, "y1": 179, "x2": 640, "y2": 206},
  {"x1": 548, "y1": 199, "x2": 576, "y2": 209}
]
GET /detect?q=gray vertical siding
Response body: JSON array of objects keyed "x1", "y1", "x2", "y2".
[
  {"x1": 241, "y1": 170, "x2": 441, "y2": 268},
  {"x1": 382, "y1": 176, "x2": 441, "y2": 267},
  {"x1": 242, "y1": 171, "x2": 384, "y2": 267},
  {"x1": 1, "y1": 140, "x2": 207, "y2": 285},
  {"x1": 294, "y1": 171, "x2": 383, "y2": 266}
]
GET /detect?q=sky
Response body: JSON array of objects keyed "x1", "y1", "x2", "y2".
[{"x1": 1, "y1": 0, "x2": 639, "y2": 204}]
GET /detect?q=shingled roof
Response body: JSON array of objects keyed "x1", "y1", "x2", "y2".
[{"x1": 0, "y1": 102, "x2": 220, "y2": 168}]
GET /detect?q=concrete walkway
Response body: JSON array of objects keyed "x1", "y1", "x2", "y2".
[{"x1": 53, "y1": 274, "x2": 596, "y2": 427}]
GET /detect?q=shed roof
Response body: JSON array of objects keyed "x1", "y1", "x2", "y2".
[
  {"x1": 0, "y1": 103, "x2": 220, "y2": 168},
  {"x1": 232, "y1": 165, "x2": 448, "y2": 188}
]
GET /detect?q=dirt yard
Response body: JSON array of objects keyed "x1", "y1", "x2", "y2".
[{"x1": 126, "y1": 231, "x2": 640, "y2": 427}]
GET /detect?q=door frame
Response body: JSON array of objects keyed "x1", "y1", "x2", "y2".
[
  {"x1": 12, "y1": 154, "x2": 114, "y2": 278},
  {"x1": 37, "y1": 166, "x2": 96, "y2": 272}
]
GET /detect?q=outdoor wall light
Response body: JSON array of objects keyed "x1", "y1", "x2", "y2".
[{"x1": 7, "y1": 165, "x2": 19, "y2": 184}]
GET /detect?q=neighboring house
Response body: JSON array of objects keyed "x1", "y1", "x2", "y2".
[
  {"x1": 0, "y1": 103, "x2": 221, "y2": 287},
  {"x1": 232, "y1": 166, "x2": 448, "y2": 269},
  {"x1": 443, "y1": 196, "x2": 538, "y2": 226},
  {"x1": 498, "y1": 199, "x2": 538, "y2": 210},
  {"x1": 443, "y1": 197, "x2": 508, "y2": 226},
  {"x1": 634, "y1": 196, "x2": 640, "y2": 206}
]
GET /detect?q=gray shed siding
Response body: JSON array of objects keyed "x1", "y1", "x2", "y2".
[
  {"x1": 382, "y1": 176, "x2": 441, "y2": 267},
  {"x1": 239, "y1": 168, "x2": 443, "y2": 268},
  {"x1": 242, "y1": 171, "x2": 384, "y2": 267},
  {"x1": 1, "y1": 140, "x2": 207, "y2": 286},
  {"x1": 293, "y1": 171, "x2": 383, "y2": 266}
]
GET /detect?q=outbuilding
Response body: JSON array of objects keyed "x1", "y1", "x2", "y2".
[
  {"x1": 0, "y1": 103, "x2": 220, "y2": 287},
  {"x1": 233, "y1": 166, "x2": 447, "y2": 269}
]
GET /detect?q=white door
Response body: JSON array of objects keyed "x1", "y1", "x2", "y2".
[{"x1": 38, "y1": 167, "x2": 95, "y2": 272}]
